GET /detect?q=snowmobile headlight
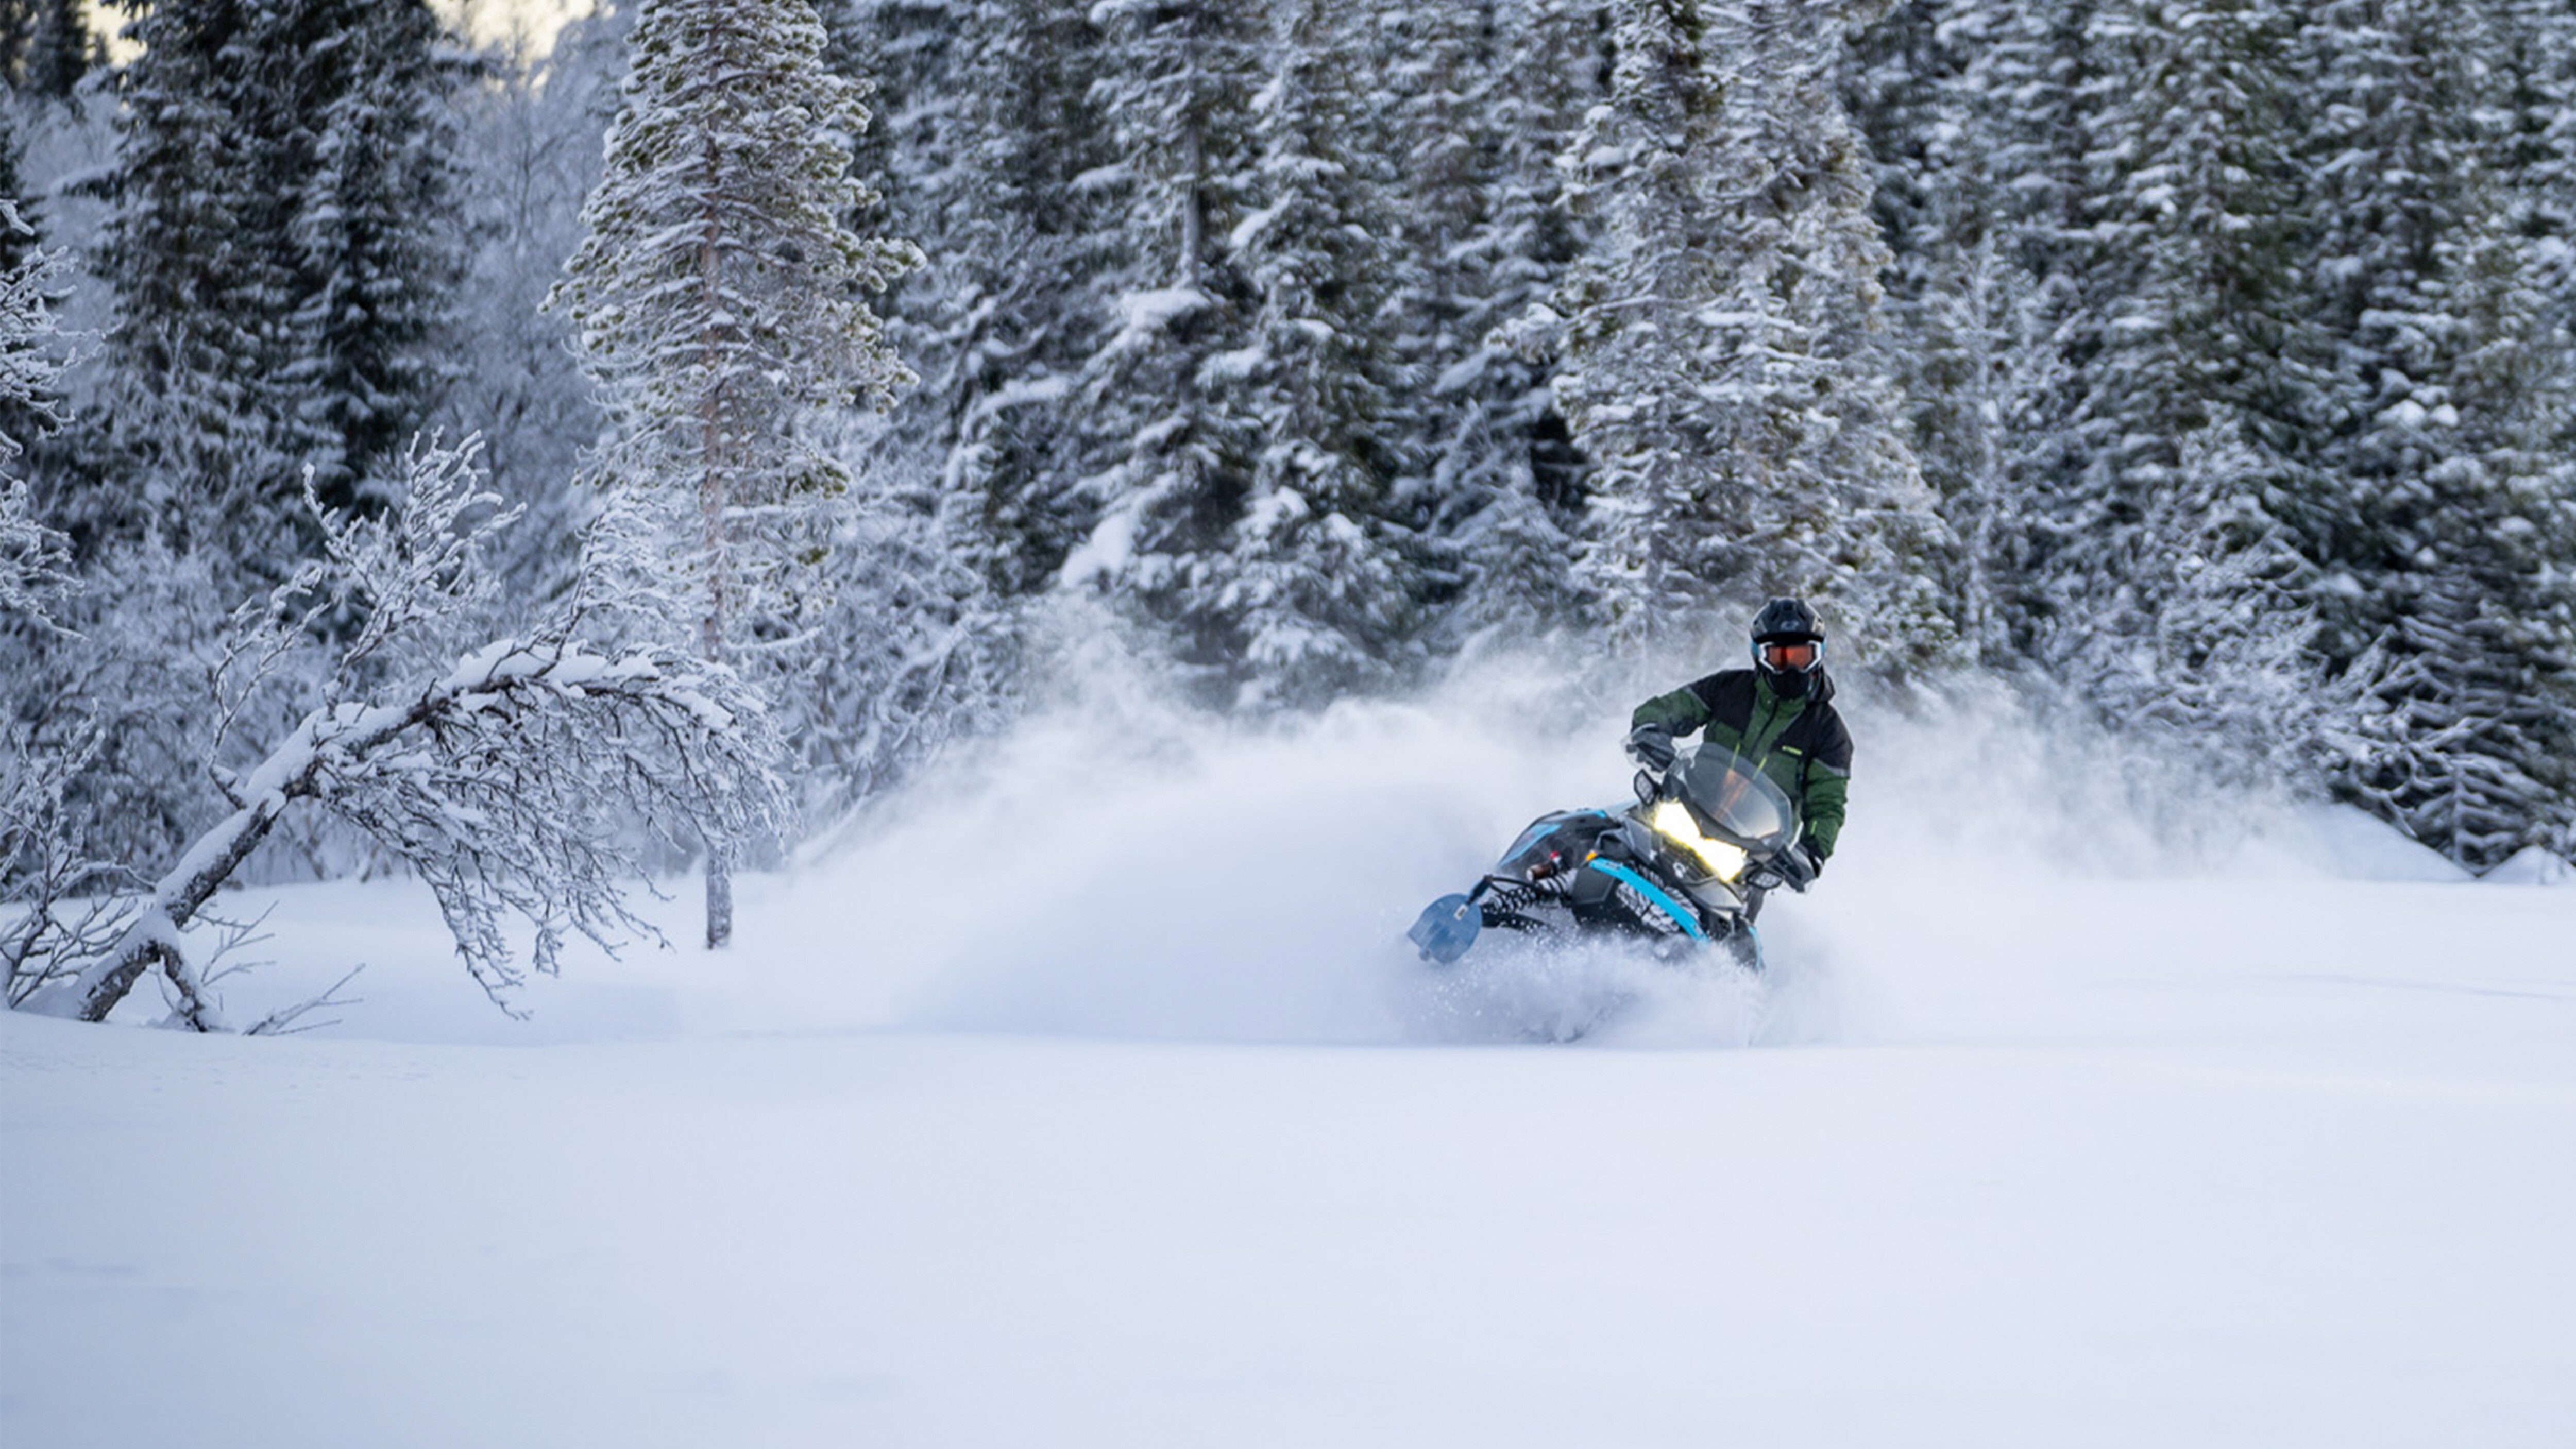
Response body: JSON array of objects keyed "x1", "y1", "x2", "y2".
[{"x1": 1647, "y1": 799, "x2": 1748, "y2": 882}]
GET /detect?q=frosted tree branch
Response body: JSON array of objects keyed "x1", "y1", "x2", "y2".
[{"x1": 12, "y1": 434, "x2": 789, "y2": 1027}]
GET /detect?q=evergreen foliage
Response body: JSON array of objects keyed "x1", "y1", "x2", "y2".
[
  {"x1": 437, "y1": 3, "x2": 631, "y2": 607},
  {"x1": 1067, "y1": 0, "x2": 1269, "y2": 694},
  {"x1": 1396, "y1": 0, "x2": 1597, "y2": 646},
  {"x1": 0, "y1": 0, "x2": 91, "y2": 100},
  {"x1": 1220, "y1": 0, "x2": 1421, "y2": 705},
  {"x1": 549, "y1": 0, "x2": 921, "y2": 939},
  {"x1": 95, "y1": 0, "x2": 463, "y2": 560},
  {"x1": 1846, "y1": 0, "x2": 2576, "y2": 861},
  {"x1": 550, "y1": 0, "x2": 920, "y2": 664},
  {"x1": 1552, "y1": 0, "x2": 1950, "y2": 662},
  {"x1": 6, "y1": 0, "x2": 2576, "y2": 958}
]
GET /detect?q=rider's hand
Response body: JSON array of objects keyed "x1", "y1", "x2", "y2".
[
  {"x1": 1764, "y1": 842, "x2": 1823, "y2": 893},
  {"x1": 1624, "y1": 724, "x2": 1676, "y2": 772}
]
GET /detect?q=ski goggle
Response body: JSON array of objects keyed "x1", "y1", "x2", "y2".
[{"x1": 1756, "y1": 638, "x2": 1822, "y2": 673}]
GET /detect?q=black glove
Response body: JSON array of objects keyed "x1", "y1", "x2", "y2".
[
  {"x1": 1625, "y1": 724, "x2": 1676, "y2": 772},
  {"x1": 1764, "y1": 841, "x2": 1824, "y2": 893}
]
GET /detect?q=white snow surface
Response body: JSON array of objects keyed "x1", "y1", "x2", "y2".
[{"x1": 9, "y1": 663, "x2": 2576, "y2": 1447}]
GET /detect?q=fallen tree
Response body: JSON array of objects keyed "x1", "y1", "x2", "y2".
[{"x1": 7, "y1": 435, "x2": 786, "y2": 1028}]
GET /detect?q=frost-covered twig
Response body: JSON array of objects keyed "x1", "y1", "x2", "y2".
[
  {"x1": 0, "y1": 479, "x2": 72, "y2": 622},
  {"x1": 0, "y1": 721, "x2": 138, "y2": 1010},
  {"x1": 244, "y1": 965, "x2": 367, "y2": 1037}
]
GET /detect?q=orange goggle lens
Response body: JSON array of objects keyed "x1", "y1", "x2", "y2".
[{"x1": 1759, "y1": 639, "x2": 1820, "y2": 671}]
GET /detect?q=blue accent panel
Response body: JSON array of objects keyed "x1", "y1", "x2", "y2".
[
  {"x1": 1587, "y1": 860, "x2": 1707, "y2": 941},
  {"x1": 1499, "y1": 820, "x2": 1564, "y2": 862}
]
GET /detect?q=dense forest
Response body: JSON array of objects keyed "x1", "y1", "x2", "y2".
[{"x1": 4, "y1": 0, "x2": 2573, "y2": 1018}]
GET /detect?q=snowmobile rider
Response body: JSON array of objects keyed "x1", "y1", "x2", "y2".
[{"x1": 1624, "y1": 597, "x2": 1850, "y2": 891}]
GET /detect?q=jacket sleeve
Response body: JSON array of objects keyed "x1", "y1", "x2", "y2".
[
  {"x1": 1800, "y1": 708, "x2": 1854, "y2": 858},
  {"x1": 1631, "y1": 680, "x2": 1716, "y2": 738}
]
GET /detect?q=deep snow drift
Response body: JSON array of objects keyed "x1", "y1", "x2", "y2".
[{"x1": 8, "y1": 656, "x2": 2575, "y2": 1448}]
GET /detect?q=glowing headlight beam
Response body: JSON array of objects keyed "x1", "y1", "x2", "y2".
[{"x1": 1646, "y1": 800, "x2": 1749, "y2": 882}]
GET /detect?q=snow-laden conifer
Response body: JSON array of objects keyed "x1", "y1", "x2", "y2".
[
  {"x1": 2011, "y1": 0, "x2": 2329, "y2": 768},
  {"x1": 2278, "y1": 1, "x2": 2576, "y2": 864},
  {"x1": 97, "y1": 0, "x2": 463, "y2": 552},
  {"x1": 1848, "y1": 0, "x2": 2062, "y2": 662},
  {"x1": 277, "y1": 0, "x2": 465, "y2": 513},
  {"x1": 0, "y1": 196, "x2": 66, "y2": 616},
  {"x1": 1069, "y1": 0, "x2": 1268, "y2": 690},
  {"x1": 1548, "y1": 0, "x2": 1949, "y2": 661},
  {"x1": 1394, "y1": 0, "x2": 1596, "y2": 646},
  {"x1": 1217, "y1": 0, "x2": 1421, "y2": 706},
  {"x1": 875, "y1": 0, "x2": 1113, "y2": 603},
  {"x1": 0, "y1": 0, "x2": 89, "y2": 99},
  {"x1": 776, "y1": 0, "x2": 1109, "y2": 809},
  {"x1": 549, "y1": 0, "x2": 919, "y2": 943},
  {"x1": 438, "y1": 4, "x2": 632, "y2": 607}
]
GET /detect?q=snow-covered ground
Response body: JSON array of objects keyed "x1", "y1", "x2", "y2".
[{"x1": 9, "y1": 671, "x2": 2576, "y2": 1447}]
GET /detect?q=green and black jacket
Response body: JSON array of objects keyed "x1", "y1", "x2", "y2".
[{"x1": 1631, "y1": 668, "x2": 1852, "y2": 859}]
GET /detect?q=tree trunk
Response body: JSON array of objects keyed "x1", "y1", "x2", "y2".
[
  {"x1": 699, "y1": 138, "x2": 734, "y2": 949},
  {"x1": 705, "y1": 843, "x2": 734, "y2": 951}
]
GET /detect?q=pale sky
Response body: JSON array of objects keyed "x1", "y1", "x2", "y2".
[
  {"x1": 90, "y1": 0, "x2": 596, "y2": 62},
  {"x1": 438, "y1": 0, "x2": 594, "y2": 57}
]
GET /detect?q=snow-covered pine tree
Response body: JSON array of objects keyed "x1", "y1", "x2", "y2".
[
  {"x1": 0, "y1": 104, "x2": 61, "y2": 491},
  {"x1": 1550, "y1": 0, "x2": 1950, "y2": 663},
  {"x1": 1217, "y1": 0, "x2": 1421, "y2": 706},
  {"x1": 1393, "y1": 0, "x2": 1597, "y2": 647},
  {"x1": 2021, "y1": 0, "x2": 2329, "y2": 768},
  {"x1": 1070, "y1": 0, "x2": 1269, "y2": 695},
  {"x1": 277, "y1": 0, "x2": 464, "y2": 515},
  {"x1": 2298, "y1": 0, "x2": 2576, "y2": 865},
  {"x1": 1848, "y1": 0, "x2": 2066, "y2": 666},
  {"x1": 92, "y1": 0, "x2": 291, "y2": 555},
  {"x1": 0, "y1": 196, "x2": 64, "y2": 615},
  {"x1": 860, "y1": 0, "x2": 1114, "y2": 604},
  {"x1": 776, "y1": 0, "x2": 1117, "y2": 815},
  {"x1": 548, "y1": 0, "x2": 920, "y2": 945},
  {"x1": 818, "y1": 0, "x2": 951, "y2": 254},
  {"x1": 24, "y1": 0, "x2": 86, "y2": 100},
  {"x1": 2493, "y1": 0, "x2": 2576, "y2": 337},
  {"x1": 96, "y1": 0, "x2": 465, "y2": 564}
]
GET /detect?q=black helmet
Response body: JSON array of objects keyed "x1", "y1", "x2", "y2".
[
  {"x1": 1750, "y1": 597, "x2": 1823, "y2": 644},
  {"x1": 1749, "y1": 598, "x2": 1825, "y2": 694}
]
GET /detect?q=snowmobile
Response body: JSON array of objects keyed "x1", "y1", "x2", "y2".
[{"x1": 1406, "y1": 745, "x2": 1812, "y2": 972}]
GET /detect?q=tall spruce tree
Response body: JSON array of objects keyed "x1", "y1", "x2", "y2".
[
  {"x1": 1850, "y1": 0, "x2": 2070, "y2": 662},
  {"x1": 1215, "y1": 0, "x2": 1422, "y2": 705},
  {"x1": 280, "y1": 0, "x2": 464, "y2": 512},
  {"x1": 1394, "y1": 0, "x2": 1597, "y2": 646},
  {"x1": 96, "y1": 0, "x2": 462, "y2": 565},
  {"x1": 549, "y1": 0, "x2": 919, "y2": 945},
  {"x1": 866, "y1": 0, "x2": 1115, "y2": 603},
  {"x1": 2298, "y1": 0, "x2": 2576, "y2": 865},
  {"x1": 2024, "y1": 0, "x2": 2329, "y2": 762},
  {"x1": 1, "y1": 0, "x2": 88, "y2": 98},
  {"x1": 1552, "y1": 0, "x2": 1948, "y2": 660},
  {"x1": 1070, "y1": 0, "x2": 1268, "y2": 696},
  {"x1": 779, "y1": 0, "x2": 1089, "y2": 814}
]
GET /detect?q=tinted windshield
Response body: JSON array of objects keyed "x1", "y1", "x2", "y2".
[{"x1": 1671, "y1": 746, "x2": 1798, "y2": 849}]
